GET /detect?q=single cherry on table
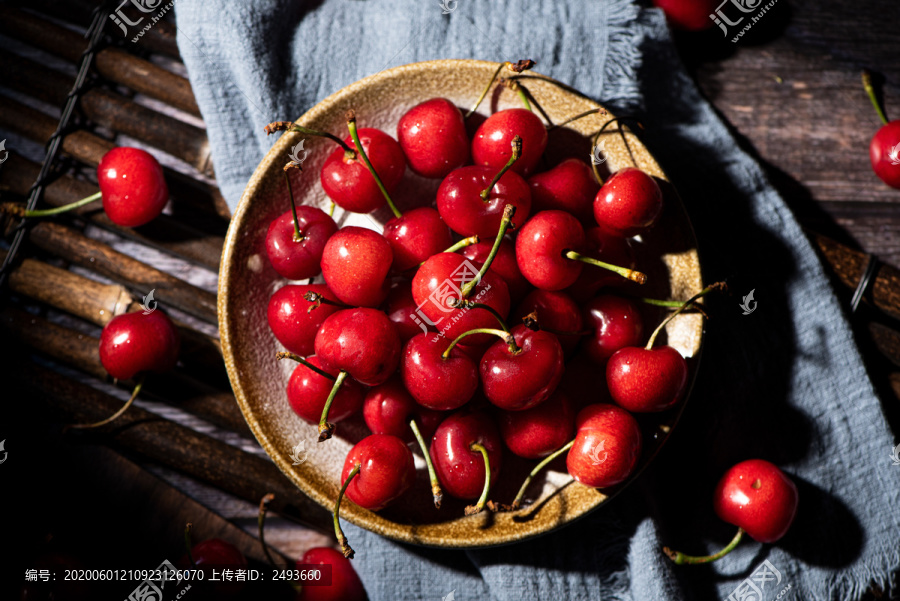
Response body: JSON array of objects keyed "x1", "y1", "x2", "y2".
[
  {"x1": 296, "y1": 546, "x2": 367, "y2": 601},
  {"x1": 862, "y1": 70, "x2": 900, "y2": 189}
]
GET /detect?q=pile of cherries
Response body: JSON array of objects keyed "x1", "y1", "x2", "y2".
[{"x1": 260, "y1": 61, "x2": 737, "y2": 559}]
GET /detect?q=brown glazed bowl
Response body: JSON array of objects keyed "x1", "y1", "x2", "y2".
[{"x1": 219, "y1": 59, "x2": 704, "y2": 548}]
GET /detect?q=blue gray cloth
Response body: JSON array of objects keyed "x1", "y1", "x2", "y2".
[{"x1": 175, "y1": 1, "x2": 900, "y2": 598}]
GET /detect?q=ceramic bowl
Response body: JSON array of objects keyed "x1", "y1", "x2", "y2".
[{"x1": 219, "y1": 59, "x2": 703, "y2": 548}]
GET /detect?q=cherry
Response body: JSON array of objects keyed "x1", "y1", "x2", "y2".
[
  {"x1": 515, "y1": 210, "x2": 584, "y2": 290},
  {"x1": 566, "y1": 403, "x2": 642, "y2": 488},
  {"x1": 265, "y1": 205, "x2": 337, "y2": 280},
  {"x1": 97, "y1": 147, "x2": 169, "y2": 227},
  {"x1": 497, "y1": 389, "x2": 575, "y2": 459},
  {"x1": 284, "y1": 354, "x2": 365, "y2": 425},
  {"x1": 607, "y1": 345, "x2": 686, "y2": 413},
  {"x1": 461, "y1": 238, "x2": 531, "y2": 303},
  {"x1": 268, "y1": 284, "x2": 342, "y2": 357},
  {"x1": 384, "y1": 282, "x2": 431, "y2": 342},
  {"x1": 593, "y1": 167, "x2": 663, "y2": 238},
  {"x1": 320, "y1": 127, "x2": 406, "y2": 214},
  {"x1": 436, "y1": 145, "x2": 532, "y2": 239},
  {"x1": 99, "y1": 309, "x2": 180, "y2": 380},
  {"x1": 314, "y1": 308, "x2": 401, "y2": 386},
  {"x1": 397, "y1": 98, "x2": 470, "y2": 179},
  {"x1": 472, "y1": 108, "x2": 547, "y2": 176},
  {"x1": 664, "y1": 459, "x2": 799, "y2": 565},
  {"x1": 180, "y1": 536, "x2": 248, "y2": 598},
  {"x1": 430, "y1": 409, "x2": 503, "y2": 514},
  {"x1": 475, "y1": 324, "x2": 564, "y2": 411},
  {"x1": 513, "y1": 289, "x2": 584, "y2": 355},
  {"x1": 863, "y1": 70, "x2": 900, "y2": 189},
  {"x1": 652, "y1": 0, "x2": 718, "y2": 31},
  {"x1": 565, "y1": 227, "x2": 636, "y2": 303},
  {"x1": 321, "y1": 226, "x2": 393, "y2": 307},
  {"x1": 382, "y1": 207, "x2": 453, "y2": 272},
  {"x1": 528, "y1": 158, "x2": 599, "y2": 223},
  {"x1": 582, "y1": 294, "x2": 644, "y2": 366},
  {"x1": 297, "y1": 547, "x2": 366, "y2": 601},
  {"x1": 335, "y1": 434, "x2": 416, "y2": 557},
  {"x1": 400, "y1": 332, "x2": 479, "y2": 411},
  {"x1": 363, "y1": 375, "x2": 443, "y2": 443}
]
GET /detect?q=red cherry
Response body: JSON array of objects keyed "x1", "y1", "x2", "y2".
[
  {"x1": 411, "y1": 252, "x2": 510, "y2": 347},
  {"x1": 461, "y1": 238, "x2": 531, "y2": 303},
  {"x1": 99, "y1": 310, "x2": 180, "y2": 380},
  {"x1": 363, "y1": 375, "x2": 443, "y2": 442},
  {"x1": 321, "y1": 226, "x2": 393, "y2": 307},
  {"x1": 472, "y1": 108, "x2": 547, "y2": 176},
  {"x1": 869, "y1": 121, "x2": 900, "y2": 188},
  {"x1": 652, "y1": 0, "x2": 718, "y2": 31},
  {"x1": 179, "y1": 538, "x2": 248, "y2": 597},
  {"x1": 265, "y1": 206, "x2": 337, "y2": 280},
  {"x1": 516, "y1": 210, "x2": 586, "y2": 290},
  {"x1": 436, "y1": 165, "x2": 531, "y2": 239},
  {"x1": 397, "y1": 98, "x2": 470, "y2": 178},
  {"x1": 713, "y1": 459, "x2": 799, "y2": 543},
  {"x1": 528, "y1": 158, "x2": 599, "y2": 223},
  {"x1": 606, "y1": 345, "x2": 687, "y2": 412},
  {"x1": 582, "y1": 294, "x2": 644, "y2": 366},
  {"x1": 430, "y1": 409, "x2": 503, "y2": 502},
  {"x1": 480, "y1": 324, "x2": 564, "y2": 411},
  {"x1": 320, "y1": 128, "x2": 406, "y2": 213},
  {"x1": 400, "y1": 332, "x2": 479, "y2": 411},
  {"x1": 267, "y1": 284, "x2": 341, "y2": 356},
  {"x1": 382, "y1": 207, "x2": 453, "y2": 272},
  {"x1": 286, "y1": 355, "x2": 365, "y2": 424},
  {"x1": 341, "y1": 434, "x2": 416, "y2": 511},
  {"x1": 385, "y1": 282, "x2": 431, "y2": 342},
  {"x1": 297, "y1": 547, "x2": 366, "y2": 601},
  {"x1": 513, "y1": 289, "x2": 584, "y2": 354},
  {"x1": 566, "y1": 227, "x2": 636, "y2": 303},
  {"x1": 498, "y1": 390, "x2": 575, "y2": 459},
  {"x1": 314, "y1": 308, "x2": 400, "y2": 386},
  {"x1": 566, "y1": 404, "x2": 642, "y2": 488},
  {"x1": 593, "y1": 167, "x2": 663, "y2": 238},
  {"x1": 97, "y1": 147, "x2": 168, "y2": 227}
]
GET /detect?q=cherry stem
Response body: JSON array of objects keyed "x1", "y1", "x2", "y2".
[
  {"x1": 184, "y1": 523, "x2": 196, "y2": 567},
  {"x1": 257, "y1": 493, "x2": 279, "y2": 568},
  {"x1": 333, "y1": 463, "x2": 359, "y2": 559},
  {"x1": 466, "y1": 59, "x2": 536, "y2": 119},
  {"x1": 634, "y1": 296, "x2": 709, "y2": 319},
  {"x1": 464, "y1": 443, "x2": 492, "y2": 515},
  {"x1": 346, "y1": 110, "x2": 402, "y2": 219},
  {"x1": 12, "y1": 191, "x2": 102, "y2": 219},
  {"x1": 443, "y1": 235, "x2": 480, "y2": 254},
  {"x1": 442, "y1": 328, "x2": 519, "y2": 359},
  {"x1": 303, "y1": 291, "x2": 352, "y2": 312},
  {"x1": 460, "y1": 204, "x2": 516, "y2": 298},
  {"x1": 328, "y1": 201, "x2": 336, "y2": 217},
  {"x1": 69, "y1": 376, "x2": 144, "y2": 430},
  {"x1": 501, "y1": 78, "x2": 532, "y2": 111},
  {"x1": 645, "y1": 282, "x2": 726, "y2": 350},
  {"x1": 591, "y1": 117, "x2": 645, "y2": 185},
  {"x1": 550, "y1": 107, "x2": 609, "y2": 131},
  {"x1": 264, "y1": 121, "x2": 357, "y2": 156},
  {"x1": 480, "y1": 137, "x2": 522, "y2": 200},
  {"x1": 318, "y1": 370, "x2": 348, "y2": 441},
  {"x1": 862, "y1": 70, "x2": 889, "y2": 125},
  {"x1": 276, "y1": 352, "x2": 336, "y2": 380},
  {"x1": 663, "y1": 527, "x2": 744, "y2": 565},
  {"x1": 510, "y1": 439, "x2": 574, "y2": 509},
  {"x1": 409, "y1": 418, "x2": 443, "y2": 509},
  {"x1": 450, "y1": 300, "x2": 510, "y2": 333},
  {"x1": 564, "y1": 250, "x2": 647, "y2": 285},
  {"x1": 283, "y1": 171, "x2": 304, "y2": 243}
]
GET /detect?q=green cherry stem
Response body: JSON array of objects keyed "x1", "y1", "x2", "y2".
[
  {"x1": 346, "y1": 110, "x2": 402, "y2": 219},
  {"x1": 464, "y1": 443, "x2": 493, "y2": 515},
  {"x1": 564, "y1": 250, "x2": 647, "y2": 284},
  {"x1": 264, "y1": 121, "x2": 357, "y2": 157},
  {"x1": 509, "y1": 439, "x2": 574, "y2": 509},
  {"x1": 441, "y1": 328, "x2": 519, "y2": 359},
  {"x1": 409, "y1": 418, "x2": 443, "y2": 508},
  {"x1": 450, "y1": 300, "x2": 510, "y2": 333},
  {"x1": 466, "y1": 59, "x2": 536, "y2": 119},
  {"x1": 333, "y1": 463, "x2": 360, "y2": 559},
  {"x1": 275, "y1": 352, "x2": 337, "y2": 380},
  {"x1": 460, "y1": 204, "x2": 516, "y2": 299},
  {"x1": 663, "y1": 528, "x2": 745, "y2": 565},
  {"x1": 644, "y1": 282, "x2": 726, "y2": 350},
  {"x1": 413, "y1": 236, "x2": 480, "y2": 270},
  {"x1": 862, "y1": 70, "x2": 889, "y2": 125},
  {"x1": 68, "y1": 375, "x2": 144, "y2": 430},
  {"x1": 257, "y1": 493, "x2": 279, "y2": 568},
  {"x1": 5, "y1": 191, "x2": 102, "y2": 219},
  {"x1": 283, "y1": 171, "x2": 304, "y2": 242},
  {"x1": 318, "y1": 370, "x2": 349, "y2": 441},
  {"x1": 591, "y1": 117, "x2": 645, "y2": 184},
  {"x1": 480, "y1": 137, "x2": 522, "y2": 200}
]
